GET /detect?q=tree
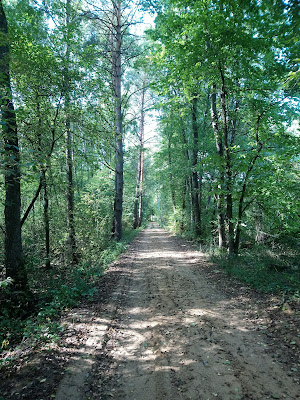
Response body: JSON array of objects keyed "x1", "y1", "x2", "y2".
[
  {"x1": 64, "y1": 0, "x2": 78, "y2": 263},
  {"x1": 146, "y1": 0, "x2": 299, "y2": 253},
  {"x1": 86, "y1": 0, "x2": 144, "y2": 240},
  {"x1": 111, "y1": 0, "x2": 124, "y2": 241},
  {"x1": 133, "y1": 77, "x2": 146, "y2": 229},
  {"x1": 0, "y1": 0, "x2": 27, "y2": 289},
  {"x1": 191, "y1": 95, "x2": 201, "y2": 236}
]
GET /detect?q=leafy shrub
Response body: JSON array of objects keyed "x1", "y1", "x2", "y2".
[
  {"x1": 0, "y1": 227, "x2": 140, "y2": 354},
  {"x1": 211, "y1": 245, "x2": 300, "y2": 296}
]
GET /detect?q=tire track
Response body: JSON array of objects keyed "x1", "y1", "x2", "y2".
[{"x1": 58, "y1": 224, "x2": 299, "y2": 400}]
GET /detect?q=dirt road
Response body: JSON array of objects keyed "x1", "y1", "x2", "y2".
[{"x1": 55, "y1": 224, "x2": 299, "y2": 400}]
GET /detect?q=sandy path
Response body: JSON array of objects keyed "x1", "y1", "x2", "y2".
[{"x1": 56, "y1": 225, "x2": 299, "y2": 400}]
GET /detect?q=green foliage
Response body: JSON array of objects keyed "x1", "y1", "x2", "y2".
[
  {"x1": 211, "y1": 246, "x2": 300, "y2": 296},
  {"x1": 1, "y1": 0, "x2": 299, "y2": 364},
  {"x1": 0, "y1": 227, "x2": 140, "y2": 354},
  {"x1": 0, "y1": 0, "x2": 152, "y2": 356},
  {"x1": 146, "y1": 0, "x2": 300, "y2": 255}
]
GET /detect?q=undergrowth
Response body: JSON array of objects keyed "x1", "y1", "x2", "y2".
[
  {"x1": 0, "y1": 228, "x2": 141, "y2": 358},
  {"x1": 211, "y1": 245, "x2": 300, "y2": 299}
]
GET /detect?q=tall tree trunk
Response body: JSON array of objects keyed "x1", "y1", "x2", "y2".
[
  {"x1": 156, "y1": 189, "x2": 162, "y2": 223},
  {"x1": 36, "y1": 95, "x2": 51, "y2": 269},
  {"x1": 42, "y1": 169, "x2": 51, "y2": 269},
  {"x1": 191, "y1": 97, "x2": 201, "y2": 236},
  {"x1": 180, "y1": 179, "x2": 187, "y2": 232},
  {"x1": 180, "y1": 120, "x2": 196, "y2": 233},
  {"x1": 211, "y1": 85, "x2": 226, "y2": 248},
  {"x1": 0, "y1": 0, "x2": 27, "y2": 289},
  {"x1": 112, "y1": 0, "x2": 123, "y2": 241},
  {"x1": 234, "y1": 119, "x2": 263, "y2": 254},
  {"x1": 219, "y1": 65, "x2": 234, "y2": 255},
  {"x1": 137, "y1": 83, "x2": 146, "y2": 228},
  {"x1": 65, "y1": 96, "x2": 77, "y2": 262},
  {"x1": 137, "y1": 141, "x2": 144, "y2": 228},
  {"x1": 133, "y1": 164, "x2": 140, "y2": 229},
  {"x1": 167, "y1": 134, "x2": 176, "y2": 214},
  {"x1": 137, "y1": 166, "x2": 144, "y2": 226},
  {"x1": 133, "y1": 81, "x2": 145, "y2": 229},
  {"x1": 65, "y1": 0, "x2": 77, "y2": 262},
  {"x1": 180, "y1": 120, "x2": 190, "y2": 231}
]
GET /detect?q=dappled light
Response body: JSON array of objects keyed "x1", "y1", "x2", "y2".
[
  {"x1": 2, "y1": 224, "x2": 299, "y2": 399},
  {"x1": 53, "y1": 225, "x2": 299, "y2": 400},
  {"x1": 0, "y1": 0, "x2": 299, "y2": 398}
]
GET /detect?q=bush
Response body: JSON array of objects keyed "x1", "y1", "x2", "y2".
[
  {"x1": 0, "y1": 227, "x2": 141, "y2": 354},
  {"x1": 211, "y1": 245, "x2": 300, "y2": 296}
]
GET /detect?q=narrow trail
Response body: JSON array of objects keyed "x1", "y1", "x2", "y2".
[{"x1": 55, "y1": 224, "x2": 299, "y2": 400}]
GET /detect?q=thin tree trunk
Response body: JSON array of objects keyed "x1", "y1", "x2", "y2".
[
  {"x1": 219, "y1": 65, "x2": 234, "y2": 254},
  {"x1": 137, "y1": 83, "x2": 146, "y2": 227},
  {"x1": 36, "y1": 95, "x2": 51, "y2": 269},
  {"x1": 133, "y1": 81, "x2": 146, "y2": 229},
  {"x1": 198, "y1": 169, "x2": 203, "y2": 231},
  {"x1": 137, "y1": 146, "x2": 144, "y2": 227},
  {"x1": 133, "y1": 165, "x2": 140, "y2": 229},
  {"x1": 42, "y1": 169, "x2": 51, "y2": 269},
  {"x1": 191, "y1": 97, "x2": 201, "y2": 236},
  {"x1": 211, "y1": 85, "x2": 226, "y2": 248},
  {"x1": 65, "y1": 0, "x2": 77, "y2": 262},
  {"x1": 112, "y1": 0, "x2": 123, "y2": 241},
  {"x1": 167, "y1": 134, "x2": 176, "y2": 214},
  {"x1": 0, "y1": 0, "x2": 27, "y2": 289},
  {"x1": 133, "y1": 142, "x2": 143, "y2": 228},
  {"x1": 156, "y1": 190, "x2": 162, "y2": 223},
  {"x1": 65, "y1": 98, "x2": 77, "y2": 262},
  {"x1": 234, "y1": 120, "x2": 263, "y2": 254},
  {"x1": 180, "y1": 121, "x2": 190, "y2": 231},
  {"x1": 180, "y1": 179, "x2": 187, "y2": 232},
  {"x1": 21, "y1": 181, "x2": 43, "y2": 227},
  {"x1": 21, "y1": 99, "x2": 60, "y2": 228}
]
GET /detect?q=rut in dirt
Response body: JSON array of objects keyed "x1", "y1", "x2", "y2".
[{"x1": 56, "y1": 224, "x2": 299, "y2": 400}]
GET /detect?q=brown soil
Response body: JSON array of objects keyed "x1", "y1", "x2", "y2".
[{"x1": 1, "y1": 224, "x2": 299, "y2": 400}]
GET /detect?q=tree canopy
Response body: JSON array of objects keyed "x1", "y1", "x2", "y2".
[{"x1": 0, "y1": 0, "x2": 299, "y2": 350}]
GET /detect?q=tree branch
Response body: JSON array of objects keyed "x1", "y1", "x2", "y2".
[{"x1": 20, "y1": 179, "x2": 43, "y2": 228}]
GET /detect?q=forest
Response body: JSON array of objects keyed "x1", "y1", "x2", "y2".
[{"x1": 0, "y1": 0, "x2": 299, "y2": 364}]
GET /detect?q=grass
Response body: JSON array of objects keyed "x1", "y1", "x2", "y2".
[
  {"x1": 0, "y1": 227, "x2": 142, "y2": 356},
  {"x1": 211, "y1": 245, "x2": 300, "y2": 299}
]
